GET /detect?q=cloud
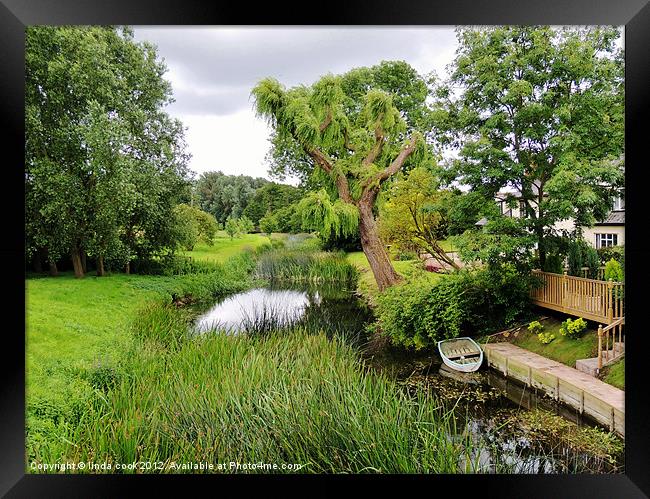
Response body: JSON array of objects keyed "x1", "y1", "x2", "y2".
[
  {"x1": 132, "y1": 27, "x2": 459, "y2": 177},
  {"x1": 135, "y1": 27, "x2": 458, "y2": 116}
]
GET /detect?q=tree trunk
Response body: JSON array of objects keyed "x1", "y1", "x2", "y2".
[
  {"x1": 125, "y1": 261, "x2": 130, "y2": 275},
  {"x1": 33, "y1": 251, "x2": 43, "y2": 273},
  {"x1": 80, "y1": 249, "x2": 87, "y2": 273},
  {"x1": 48, "y1": 261, "x2": 58, "y2": 277},
  {"x1": 71, "y1": 246, "x2": 84, "y2": 278},
  {"x1": 96, "y1": 255, "x2": 105, "y2": 277},
  {"x1": 358, "y1": 201, "x2": 402, "y2": 291},
  {"x1": 535, "y1": 224, "x2": 546, "y2": 269}
]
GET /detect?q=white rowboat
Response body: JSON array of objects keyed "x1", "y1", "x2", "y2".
[{"x1": 437, "y1": 337, "x2": 484, "y2": 373}]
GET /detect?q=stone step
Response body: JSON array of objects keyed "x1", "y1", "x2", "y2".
[{"x1": 576, "y1": 343, "x2": 625, "y2": 377}]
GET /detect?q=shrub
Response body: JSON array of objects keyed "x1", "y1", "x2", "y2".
[
  {"x1": 559, "y1": 317, "x2": 587, "y2": 339},
  {"x1": 527, "y1": 320, "x2": 544, "y2": 335},
  {"x1": 542, "y1": 253, "x2": 564, "y2": 274},
  {"x1": 375, "y1": 264, "x2": 534, "y2": 349},
  {"x1": 537, "y1": 331, "x2": 556, "y2": 344},
  {"x1": 567, "y1": 240, "x2": 584, "y2": 277},
  {"x1": 604, "y1": 258, "x2": 623, "y2": 283},
  {"x1": 597, "y1": 245, "x2": 624, "y2": 266},
  {"x1": 583, "y1": 245, "x2": 601, "y2": 280}
]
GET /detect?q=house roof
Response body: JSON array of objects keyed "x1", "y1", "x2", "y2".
[{"x1": 595, "y1": 210, "x2": 625, "y2": 226}]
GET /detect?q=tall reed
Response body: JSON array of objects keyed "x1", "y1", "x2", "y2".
[{"x1": 62, "y1": 328, "x2": 482, "y2": 473}]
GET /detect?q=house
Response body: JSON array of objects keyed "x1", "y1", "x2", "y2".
[{"x1": 475, "y1": 187, "x2": 624, "y2": 249}]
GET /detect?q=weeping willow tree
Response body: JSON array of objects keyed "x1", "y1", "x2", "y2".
[{"x1": 251, "y1": 65, "x2": 429, "y2": 291}]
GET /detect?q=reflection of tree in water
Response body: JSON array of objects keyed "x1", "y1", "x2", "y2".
[{"x1": 267, "y1": 280, "x2": 373, "y2": 345}]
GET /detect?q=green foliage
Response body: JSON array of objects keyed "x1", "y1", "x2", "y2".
[
  {"x1": 583, "y1": 245, "x2": 601, "y2": 279},
  {"x1": 542, "y1": 253, "x2": 564, "y2": 274},
  {"x1": 567, "y1": 240, "x2": 584, "y2": 276},
  {"x1": 604, "y1": 258, "x2": 623, "y2": 282},
  {"x1": 566, "y1": 239, "x2": 600, "y2": 279},
  {"x1": 597, "y1": 245, "x2": 624, "y2": 266},
  {"x1": 527, "y1": 321, "x2": 544, "y2": 335},
  {"x1": 63, "y1": 329, "x2": 474, "y2": 473},
  {"x1": 241, "y1": 182, "x2": 303, "y2": 226},
  {"x1": 378, "y1": 167, "x2": 454, "y2": 264},
  {"x1": 238, "y1": 216, "x2": 255, "y2": 234},
  {"x1": 560, "y1": 317, "x2": 588, "y2": 339},
  {"x1": 537, "y1": 331, "x2": 556, "y2": 344},
  {"x1": 224, "y1": 217, "x2": 241, "y2": 239},
  {"x1": 296, "y1": 190, "x2": 359, "y2": 239},
  {"x1": 375, "y1": 265, "x2": 534, "y2": 349},
  {"x1": 435, "y1": 26, "x2": 624, "y2": 265},
  {"x1": 25, "y1": 26, "x2": 191, "y2": 271},
  {"x1": 259, "y1": 211, "x2": 279, "y2": 235},
  {"x1": 254, "y1": 249, "x2": 358, "y2": 284},
  {"x1": 453, "y1": 216, "x2": 537, "y2": 272},
  {"x1": 194, "y1": 171, "x2": 268, "y2": 224}
]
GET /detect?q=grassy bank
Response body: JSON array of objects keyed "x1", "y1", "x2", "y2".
[
  {"x1": 62, "y1": 328, "x2": 476, "y2": 473},
  {"x1": 510, "y1": 317, "x2": 599, "y2": 367},
  {"x1": 346, "y1": 251, "x2": 441, "y2": 301},
  {"x1": 601, "y1": 358, "x2": 625, "y2": 390},
  {"x1": 26, "y1": 252, "x2": 255, "y2": 463}
]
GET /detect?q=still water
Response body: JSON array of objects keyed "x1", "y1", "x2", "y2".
[{"x1": 192, "y1": 283, "x2": 623, "y2": 474}]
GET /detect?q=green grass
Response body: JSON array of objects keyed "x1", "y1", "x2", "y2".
[
  {"x1": 511, "y1": 317, "x2": 599, "y2": 367},
  {"x1": 346, "y1": 251, "x2": 442, "y2": 301},
  {"x1": 63, "y1": 328, "x2": 477, "y2": 474},
  {"x1": 255, "y1": 249, "x2": 358, "y2": 284},
  {"x1": 601, "y1": 358, "x2": 625, "y2": 390},
  {"x1": 181, "y1": 231, "x2": 271, "y2": 263},
  {"x1": 26, "y1": 253, "x2": 255, "y2": 463}
]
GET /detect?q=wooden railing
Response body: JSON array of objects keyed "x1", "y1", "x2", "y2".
[
  {"x1": 566, "y1": 266, "x2": 606, "y2": 281},
  {"x1": 598, "y1": 317, "x2": 625, "y2": 369},
  {"x1": 530, "y1": 270, "x2": 624, "y2": 324}
]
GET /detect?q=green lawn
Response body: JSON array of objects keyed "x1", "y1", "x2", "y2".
[
  {"x1": 601, "y1": 358, "x2": 625, "y2": 390},
  {"x1": 181, "y1": 231, "x2": 270, "y2": 263},
  {"x1": 511, "y1": 317, "x2": 599, "y2": 368},
  {"x1": 346, "y1": 251, "x2": 442, "y2": 301}
]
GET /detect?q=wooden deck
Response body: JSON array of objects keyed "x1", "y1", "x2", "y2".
[
  {"x1": 483, "y1": 342, "x2": 624, "y2": 437},
  {"x1": 530, "y1": 270, "x2": 624, "y2": 324}
]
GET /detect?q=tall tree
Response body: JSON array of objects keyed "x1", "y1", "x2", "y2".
[
  {"x1": 434, "y1": 26, "x2": 624, "y2": 268},
  {"x1": 252, "y1": 61, "x2": 430, "y2": 291},
  {"x1": 25, "y1": 26, "x2": 191, "y2": 276},
  {"x1": 194, "y1": 171, "x2": 267, "y2": 224}
]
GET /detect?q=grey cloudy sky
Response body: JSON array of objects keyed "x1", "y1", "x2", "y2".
[{"x1": 132, "y1": 27, "x2": 459, "y2": 181}]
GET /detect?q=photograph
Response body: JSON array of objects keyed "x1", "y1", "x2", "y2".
[{"x1": 22, "y1": 24, "x2": 630, "y2": 477}]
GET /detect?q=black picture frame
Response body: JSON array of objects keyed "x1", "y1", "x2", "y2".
[{"x1": 2, "y1": 1, "x2": 649, "y2": 497}]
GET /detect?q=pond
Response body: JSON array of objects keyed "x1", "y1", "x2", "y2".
[
  {"x1": 191, "y1": 282, "x2": 624, "y2": 474},
  {"x1": 193, "y1": 282, "x2": 372, "y2": 344}
]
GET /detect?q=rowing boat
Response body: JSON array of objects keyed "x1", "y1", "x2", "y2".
[{"x1": 437, "y1": 337, "x2": 484, "y2": 373}]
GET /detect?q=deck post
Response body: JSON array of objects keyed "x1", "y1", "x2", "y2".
[
  {"x1": 607, "y1": 280, "x2": 614, "y2": 323},
  {"x1": 597, "y1": 324, "x2": 603, "y2": 370},
  {"x1": 562, "y1": 271, "x2": 568, "y2": 310}
]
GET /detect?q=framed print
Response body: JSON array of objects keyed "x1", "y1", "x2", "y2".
[{"x1": 3, "y1": 0, "x2": 650, "y2": 496}]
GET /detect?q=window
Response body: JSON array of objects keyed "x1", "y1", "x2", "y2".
[
  {"x1": 596, "y1": 233, "x2": 618, "y2": 248},
  {"x1": 612, "y1": 196, "x2": 625, "y2": 211},
  {"x1": 519, "y1": 200, "x2": 527, "y2": 218}
]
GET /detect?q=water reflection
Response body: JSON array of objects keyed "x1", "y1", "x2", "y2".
[{"x1": 193, "y1": 283, "x2": 372, "y2": 344}]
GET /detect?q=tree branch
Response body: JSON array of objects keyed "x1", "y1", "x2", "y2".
[
  {"x1": 319, "y1": 109, "x2": 333, "y2": 133},
  {"x1": 362, "y1": 126, "x2": 385, "y2": 167}
]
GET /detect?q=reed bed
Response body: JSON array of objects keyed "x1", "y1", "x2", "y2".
[
  {"x1": 254, "y1": 249, "x2": 358, "y2": 284},
  {"x1": 58, "y1": 325, "x2": 489, "y2": 474}
]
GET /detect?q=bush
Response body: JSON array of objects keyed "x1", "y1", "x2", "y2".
[
  {"x1": 583, "y1": 245, "x2": 601, "y2": 280},
  {"x1": 537, "y1": 331, "x2": 556, "y2": 344},
  {"x1": 542, "y1": 253, "x2": 564, "y2": 274},
  {"x1": 604, "y1": 258, "x2": 624, "y2": 283},
  {"x1": 527, "y1": 320, "x2": 544, "y2": 335},
  {"x1": 559, "y1": 317, "x2": 587, "y2": 339},
  {"x1": 597, "y1": 245, "x2": 624, "y2": 266},
  {"x1": 375, "y1": 264, "x2": 534, "y2": 349}
]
